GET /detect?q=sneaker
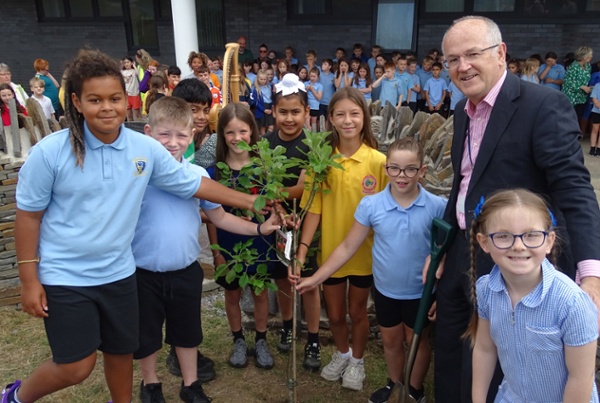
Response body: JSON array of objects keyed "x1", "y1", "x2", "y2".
[
  {"x1": 302, "y1": 343, "x2": 321, "y2": 372},
  {"x1": 341, "y1": 360, "x2": 365, "y2": 391},
  {"x1": 595, "y1": 147, "x2": 600, "y2": 157},
  {"x1": 228, "y1": 338, "x2": 248, "y2": 368},
  {"x1": 166, "y1": 346, "x2": 216, "y2": 382},
  {"x1": 369, "y1": 379, "x2": 394, "y2": 403},
  {"x1": 253, "y1": 339, "x2": 274, "y2": 369},
  {"x1": 320, "y1": 350, "x2": 350, "y2": 381},
  {"x1": 179, "y1": 380, "x2": 212, "y2": 403},
  {"x1": 1, "y1": 381, "x2": 21, "y2": 403},
  {"x1": 139, "y1": 381, "x2": 166, "y2": 403},
  {"x1": 590, "y1": 147, "x2": 596, "y2": 156},
  {"x1": 277, "y1": 327, "x2": 293, "y2": 353}
]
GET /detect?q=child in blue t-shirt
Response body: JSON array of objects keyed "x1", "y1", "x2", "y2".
[
  {"x1": 424, "y1": 62, "x2": 448, "y2": 116},
  {"x1": 372, "y1": 61, "x2": 407, "y2": 109},
  {"x1": 319, "y1": 58, "x2": 336, "y2": 117},
  {"x1": 4, "y1": 49, "x2": 267, "y2": 403},
  {"x1": 589, "y1": 83, "x2": 600, "y2": 156},
  {"x1": 352, "y1": 62, "x2": 373, "y2": 103},
  {"x1": 296, "y1": 137, "x2": 446, "y2": 402},
  {"x1": 132, "y1": 97, "x2": 280, "y2": 402},
  {"x1": 251, "y1": 70, "x2": 274, "y2": 135},
  {"x1": 407, "y1": 59, "x2": 422, "y2": 114},
  {"x1": 306, "y1": 67, "x2": 323, "y2": 130},
  {"x1": 447, "y1": 80, "x2": 465, "y2": 116}
]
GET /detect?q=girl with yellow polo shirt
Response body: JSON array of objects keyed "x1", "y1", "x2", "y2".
[{"x1": 293, "y1": 87, "x2": 387, "y2": 391}]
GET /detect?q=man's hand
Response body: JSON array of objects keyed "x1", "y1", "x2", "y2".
[
  {"x1": 580, "y1": 276, "x2": 600, "y2": 327},
  {"x1": 421, "y1": 254, "x2": 447, "y2": 284}
]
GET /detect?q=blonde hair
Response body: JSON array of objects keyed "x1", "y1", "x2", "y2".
[
  {"x1": 254, "y1": 70, "x2": 268, "y2": 92},
  {"x1": 148, "y1": 96, "x2": 194, "y2": 130},
  {"x1": 521, "y1": 58, "x2": 540, "y2": 82},
  {"x1": 464, "y1": 188, "x2": 557, "y2": 345}
]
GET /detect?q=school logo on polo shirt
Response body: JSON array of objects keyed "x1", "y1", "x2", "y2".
[
  {"x1": 362, "y1": 175, "x2": 377, "y2": 194},
  {"x1": 133, "y1": 157, "x2": 148, "y2": 176}
]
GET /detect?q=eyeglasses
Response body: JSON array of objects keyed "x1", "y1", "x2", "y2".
[
  {"x1": 0, "y1": 73, "x2": 10, "y2": 76},
  {"x1": 443, "y1": 44, "x2": 499, "y2": 70},
  {"x1": 259, "y1": 50, "x2": 268, "y2": 54},
  {"x1": 385, "y1": 166, "x2": 420, "y2": 178},
  {"x1": 487, "y1": 230, "x2": 548, "y2": 249}
]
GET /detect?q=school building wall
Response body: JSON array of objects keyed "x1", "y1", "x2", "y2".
[{"x1": 3, "y1": 0, "x2": 600, "y2": 91}]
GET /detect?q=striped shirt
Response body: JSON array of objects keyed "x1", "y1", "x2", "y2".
[
  {"x1": 477, "y1": 259, "x2": 598, "y2": 402},
  {"x1": 456, "y1": 70, "x2": 507, "y2": 229}
]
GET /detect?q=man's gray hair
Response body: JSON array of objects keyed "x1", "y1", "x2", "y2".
[
  {"x1": 0, "y1": 63, "x2": 10, "y2": 73},
  {"x1": 442, "y1": 16, "x2": 503, "y2": 54}
]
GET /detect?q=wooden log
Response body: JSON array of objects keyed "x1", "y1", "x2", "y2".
[{"x1": 8, "y1": 99, "x2": 20, "y2": 158}]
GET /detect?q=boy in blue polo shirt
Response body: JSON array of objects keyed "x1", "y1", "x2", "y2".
[
  {"x1": 372, "y1": 61, "x2": 407, "y2": 110},
  {"x1": 5, "y1": 49, "x2": 267, "y2": 403},
  {"x1": 319, "y1": 58, "x2": 336, "y2": 118},
  {"x1": 132, "y1": 97, "x2": 280, "y2": 403},
  {"x1": 295, "y1": 137, "x2": 446, "y2": 403},
  {"x1": 424, "y1": 62, "x2": 448, "y2": 116}
]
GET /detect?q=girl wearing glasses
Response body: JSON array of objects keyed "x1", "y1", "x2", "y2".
[
  {"x1": 466, "y1": 189, "x2": 598, "y2": 403},
  {"x1": 295, "y1": 136, "x2": 446, "y2": 402}
]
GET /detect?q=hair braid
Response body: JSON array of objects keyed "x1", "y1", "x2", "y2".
[{"x1": 463, "y1": 217, "x2": 481, "y2": 346}]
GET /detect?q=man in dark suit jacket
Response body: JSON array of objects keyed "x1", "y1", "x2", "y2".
[{"x1": 435, "y1": 16, "x2": 600, "y2": 403}]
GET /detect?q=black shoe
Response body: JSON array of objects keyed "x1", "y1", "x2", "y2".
[
  {"x1": 166, "y1": 346, "x2": 216, "y2": 382},
  {"x1": 368, "y1": 379, "x2": 395, "y2": 403},
  {"x1": 179, "y1": 380, "x2": 212, "y2": 403},
  {"x1": 590, "y1": 147, "x2": 596, "y2": 156},
  {"x1": 140, "y1": 381, "x2": 166, "y2": 403},
  {"x1": 302, "y1": 342, "x2": 321, "y2": 372},
  {"x1": 277, "y1": 327, "x2": 293, "y2": 353},
  {"x1": 595, "y1": 147, "x2": 600, "y2": 157}
]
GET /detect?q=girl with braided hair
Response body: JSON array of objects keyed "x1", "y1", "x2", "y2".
[
  {"x1": 3, "y1": 48, "x2": 270, "y2": 403},
  {"x1": 467, "y1": 189, "x2": 598, "y2": 403}
]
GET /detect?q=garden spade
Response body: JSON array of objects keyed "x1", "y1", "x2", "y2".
[{"x1": 388, "y1": 218, "x2": 455, "y2": 403}]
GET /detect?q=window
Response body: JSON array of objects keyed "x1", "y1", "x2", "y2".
[
  {"x1": 126, "y1": 0, "x2": 158, "y2": 50},
  {"x1": 36, "y1": 0, "x2": 123, "y2": 19},
  {"x1": 474, "y1": 0, "x2": 515, "y2": 11},
  {"x1": 425, "y1": 0, "x2": 464, "y2": 12},
  {"x1": 98, "y1": 0, "x2": 124, "y2": 17},
  {"x1": 288, "y1": 0, "x2": 372, "y2": 20},
  {"x1": 587, "y1": 0, "x2": 600, "y2": 9},
  {"x1": 375, "y1": 0, "x2": 416, "y2": 50},
  {"x1": 196, "y1": 0, "x2": 225, "y2": 50}
]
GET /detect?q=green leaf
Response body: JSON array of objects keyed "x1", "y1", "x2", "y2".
[
  {"x1": 253, "y1": 196, "x2": 266, "y2": 212},
  {"x1": 225, "y1": 268, "x2": 237, "y2": 284},
  {"x1": 239, "y1": 273, "x2": 249, "y2": 288}
]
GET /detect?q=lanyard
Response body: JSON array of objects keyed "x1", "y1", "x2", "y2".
[{"x1": 466, "y1": 119, "x2": 474, "y2": 168}]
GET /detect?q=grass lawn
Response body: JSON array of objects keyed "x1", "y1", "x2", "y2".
[{"x1": 0, "y1": 287, "x2": 435, "y2": 402}]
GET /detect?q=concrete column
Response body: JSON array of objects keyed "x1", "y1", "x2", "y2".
[{"x1": 171, "y1": 0, "x2": 198, "y2": 77}]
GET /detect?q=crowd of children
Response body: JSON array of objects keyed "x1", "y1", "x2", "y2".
[{"x1": 1, "y1": 40, "x2": 599, "y2": 403}]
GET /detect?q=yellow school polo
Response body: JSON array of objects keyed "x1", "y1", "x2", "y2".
[{"x1": 301, "y1": 144, "x2": 387, "y2": 277}]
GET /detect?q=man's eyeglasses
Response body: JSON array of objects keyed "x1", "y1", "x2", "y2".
[
  {"x1": 487, "y1": 230, "x2": 548, "y2": 249},
  {"x1": 259, "y1": 50, "x2": 268, "y2": 54},
  {"x1": 385, "y1": 166, "x2": 420, "y2": 178},
  {"x1": 443, "y1": 44, "x2": 499, "y2": 70}
]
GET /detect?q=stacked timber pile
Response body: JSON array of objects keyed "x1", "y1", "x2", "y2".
[{"x1": 369, "y1": 100, "x2": 454, "y2": 198}]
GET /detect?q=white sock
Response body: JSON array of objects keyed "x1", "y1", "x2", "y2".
[
  {"x1": 349, "y1": 355, "x2": 364, "y2": 365},
  {"x1": 339, "y1": 347, "x2": 352, "y2": 359}
]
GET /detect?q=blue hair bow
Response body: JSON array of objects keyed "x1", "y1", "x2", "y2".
[
  {"x1": 548, "y1": 209, "x2": 557, "y2": 228},
  {"x1": 473, "y1": 196, "x2": 485, "y2": 219}
]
